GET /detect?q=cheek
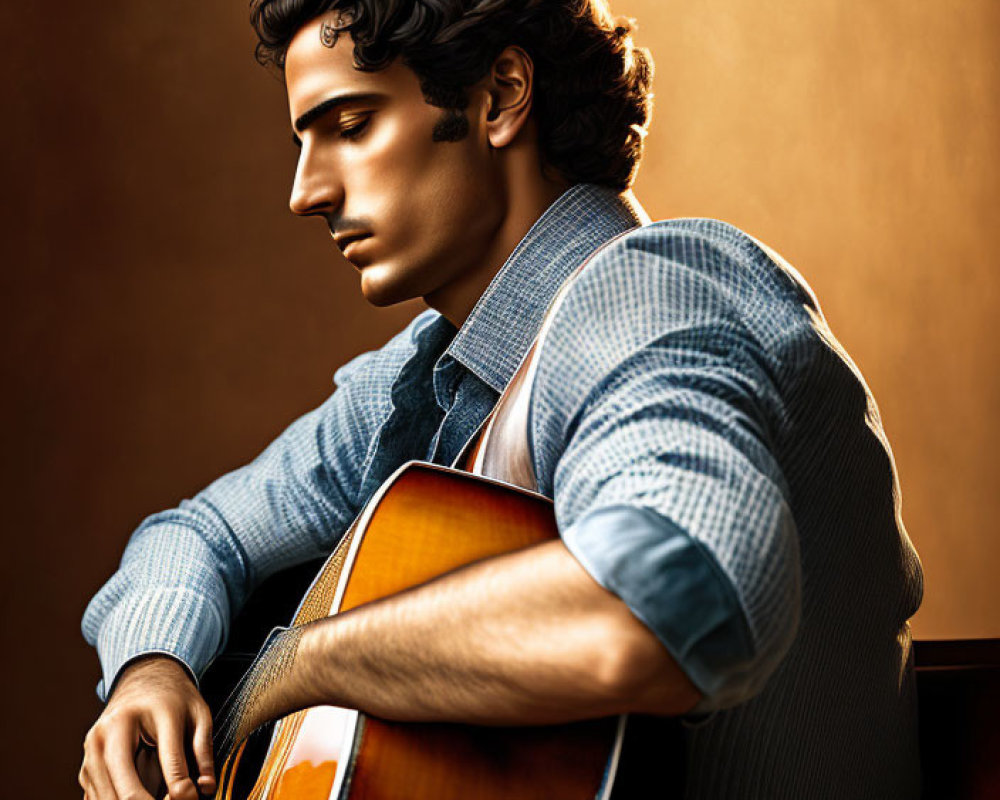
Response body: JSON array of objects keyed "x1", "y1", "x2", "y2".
[
  {"x1": 347, "y1": 106, "x2": 501, "y2": 270},
  {"x1": 405, "y1": 140, "x2": 501, "y2": 252},
  {"x1": 353, "y1": 110, "x2": 442, "y2": 207}
]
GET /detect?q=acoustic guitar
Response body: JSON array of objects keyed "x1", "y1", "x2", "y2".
[
  {"x1": 207, "y1": 232, "x2": 684, "y2": 798},
  {"x1": 210, "y1": 460, "x2": 628, "y2": 800}
]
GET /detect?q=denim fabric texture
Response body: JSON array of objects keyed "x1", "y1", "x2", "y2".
[{"x1": 83, "y1": 183, "x2": 923, "y2": 798}]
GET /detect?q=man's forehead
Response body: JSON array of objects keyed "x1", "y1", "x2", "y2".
[
  {"x1": 284, "y1": 14, "x2": 406, "y2": 117},
  {"x1": 286, "y1": 15, "x2": 361, "y2": 86}
]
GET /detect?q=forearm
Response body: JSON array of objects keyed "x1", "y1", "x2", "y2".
[
  {"x1": 83, "y1": 394, "x2": 365, "y2": 699},
  {"x1": 82, "y1": 525, "x2": 232, "y2": 701},
  {"x1": 247, "y1": 539, "x2": 701, "y2": 729}
]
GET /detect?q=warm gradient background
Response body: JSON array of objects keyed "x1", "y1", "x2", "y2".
[{"x1": 2, "y1": 1, "x2": 997, "y2": 796}]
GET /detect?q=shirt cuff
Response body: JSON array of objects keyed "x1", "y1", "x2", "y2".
[
  {"x1": 560, "y1": 505, "x2": 755, "y2": 712},
  {"x1": 93, "y1": 587, "x2": 225, "y2": 702}
]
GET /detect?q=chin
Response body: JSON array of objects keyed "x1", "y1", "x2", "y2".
[{"x1": 358, "y1": 262, "x2": 422, "y2": 307}]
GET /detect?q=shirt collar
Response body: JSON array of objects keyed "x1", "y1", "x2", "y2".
[{"x1": 441, "y1": 183, "x2": 647, "y2": 393}]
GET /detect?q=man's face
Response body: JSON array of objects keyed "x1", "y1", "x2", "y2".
[{"x1": 284, "y1": 15, "x2": 505, "y2": 308}]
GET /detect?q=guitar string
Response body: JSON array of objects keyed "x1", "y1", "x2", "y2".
[{"x1": 214, "y1": 624, "x2": 307, "y2": 766}]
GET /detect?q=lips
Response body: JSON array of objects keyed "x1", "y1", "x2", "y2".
[{"x1": 332, "y1": 230, "x2": 371, "y2": 254}]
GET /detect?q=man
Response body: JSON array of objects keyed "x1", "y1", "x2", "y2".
[{"x1": 79, "y1": 1, "x2": 924, "y2": 799}]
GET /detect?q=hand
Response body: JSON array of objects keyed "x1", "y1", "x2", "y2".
[{"x1": 79, "y1": 655, "x2": 216, "y2": 800}]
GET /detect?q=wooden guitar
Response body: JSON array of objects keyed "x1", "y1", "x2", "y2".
[
  {"x1": 211, "y1": 460, "x2": 627, "y2": 800},
  {"x1": 208, "y1": 238, "x2": 685, "y2": 799}
]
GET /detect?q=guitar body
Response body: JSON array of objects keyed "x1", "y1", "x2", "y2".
[{"x1": 215, "y1": 461, "x2": 624, "y2": 800}]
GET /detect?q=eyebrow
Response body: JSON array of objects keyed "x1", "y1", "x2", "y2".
[{"x1": 293, "y1": 92, "x2": 381, "y2": 135}]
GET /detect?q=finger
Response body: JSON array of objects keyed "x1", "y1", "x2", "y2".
[
  {"x1": 103, "y1": 724, "x2": 154, "y2": 800},
  {"x1": 82, "y1": 747, "x2": 120, "y2": 800},
  {"x1": 153, "y1": 714, "x2": 198, "y2": 800},
  {"x1": 190, "y1": 707, "x2": 216, "y2": 794},
  {"x1": 136, "y1": 746, "x2": 166, "y2": 797},
  {"x1": 79, "y1": 770, "x2": 94, "y2": 799}
]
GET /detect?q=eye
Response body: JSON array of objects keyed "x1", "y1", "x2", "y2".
[{"x1": 339, "y1": 115, "x2": 371, "y2": 141}]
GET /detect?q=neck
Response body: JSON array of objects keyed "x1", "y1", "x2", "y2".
[{"x1": 424, "y1": 164, "x2": 572, "y2": 328}]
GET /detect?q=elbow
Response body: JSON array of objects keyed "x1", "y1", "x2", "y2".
[
  {"x1": 595, "y1": 615, "x2": 704, "y2": 716},
  {"x1": 599, "y1": 584, "x2": 801, "y2": 717},
  {"x1": 690, "y1": 594, "x2": 800, "y2": 713}
]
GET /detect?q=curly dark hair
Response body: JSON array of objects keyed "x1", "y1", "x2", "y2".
[{"x1": 250, "y1": 0, "x2": 653, "y2": 190}]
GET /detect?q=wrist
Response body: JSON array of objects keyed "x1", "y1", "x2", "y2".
[
  {"x1": 111, "y1": 652, "x2": 196, "y2": 699},
  {"x1": 293, "y1": 620, "x2": 335, "y2": 707},
  {"x1": 234, "y1": 624, "x2": 319, "y2": 735}
]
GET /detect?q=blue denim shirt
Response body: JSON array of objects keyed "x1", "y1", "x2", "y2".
[{"x1": 83, "y1": 183, "x2": 923, "y2": 798}]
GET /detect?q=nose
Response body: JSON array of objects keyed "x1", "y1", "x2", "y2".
[{"x1": 289, "y1": 144, "x2": 343, "y2": 217}]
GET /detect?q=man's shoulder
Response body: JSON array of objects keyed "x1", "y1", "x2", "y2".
[
  {"x1": 562, "y1": 217, "x2": 819, "y2": 348},
  {"x1": 585, "y1": 218, "x2": 814, "y2": 308},
  {"x1": 533, "y1": 216, "x2": 826, "y2": 409}
]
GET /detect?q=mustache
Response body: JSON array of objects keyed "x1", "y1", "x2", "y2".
[{"x1": 327, "y1": 216, "x2": 374, "y2": 236}]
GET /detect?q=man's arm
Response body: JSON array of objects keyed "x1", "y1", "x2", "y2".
[
  {"x1": 81, "y1": 383, "x2": 367, "y2": 701},
  {"x1": 78, "y1": 379, "x2": 366, "y2": 800},
  {"x1": 82, "y1": 315, "x2": 439, "y2": 704},
  {"x1": 530, "y1": 221, "x2": 805, "y2": 712},
  {"x1": 236, "y1": 538, "x2": 701, "y2": 736},
  {"x1": 79, "y1": 385, "x2": 367, "y2": 800},
  {"x1": 79, "y1": 315, "x2": 438, "y2": 800}
]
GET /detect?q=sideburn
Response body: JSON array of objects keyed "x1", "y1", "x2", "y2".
[
  {"x1": 432, "y1": 109, "x2": 471, "y2": 142},
  {"x1": 420, "y1": 80, "x2": 471, "y2": 143}
]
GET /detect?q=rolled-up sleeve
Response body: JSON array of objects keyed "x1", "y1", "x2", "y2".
[{"x1": 531, "y1": 221, "x2": 802, "y2": 712}]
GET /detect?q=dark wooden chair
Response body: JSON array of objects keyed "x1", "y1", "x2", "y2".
[{"x1": 915, "y1": 638, "x2": 1000, "y2": 799}]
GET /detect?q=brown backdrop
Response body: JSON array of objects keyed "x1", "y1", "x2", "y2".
[{"x1": 2, "y1": 1, "x2": 997, "y2": 795}]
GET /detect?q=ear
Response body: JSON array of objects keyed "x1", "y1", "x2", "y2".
[{"x1": 482, "y1": 46, "x2": 534, "y2": 149}]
